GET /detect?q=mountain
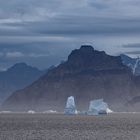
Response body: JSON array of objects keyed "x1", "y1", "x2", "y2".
[
  {"x1": 0, "y1": 63, "x2": 45, "y2": 103},
  {"x1": 121, "y1": 54, "x2": 140, "y2": 76},
  {"x1": 2, "y1": 45, "x2": 140, "y2": 111}
]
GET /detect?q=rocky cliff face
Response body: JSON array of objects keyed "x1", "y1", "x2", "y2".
[{"x1": 2, "y1": 45, "x2": 140, "y2": 111}]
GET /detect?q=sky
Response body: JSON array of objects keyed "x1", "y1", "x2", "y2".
[{"x1": 1, "y1": 0, "x2": 140, "y2": 70}]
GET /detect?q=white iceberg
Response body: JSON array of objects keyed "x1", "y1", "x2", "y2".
[
  {"x1": 106, "y1": 108, "x2": 113, "y2": 113},
  {"x1": 88, "y1": 99, "x2": 112, "y2": 115},
  {"x1": 64, "y1": 96, "x2": 77, "y2": 115},
  {"x1": 27, "y1": 110, "x2": 35, "y2": 114},
  {"x1": 43, "y1": 110, "x2": 57, "y2": 114}
]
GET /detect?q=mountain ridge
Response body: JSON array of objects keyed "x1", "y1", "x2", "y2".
[{"x1": 2, "y1": 45, "x2": 140, "y2": 111}]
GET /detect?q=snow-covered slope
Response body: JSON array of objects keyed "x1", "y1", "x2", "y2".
[{"x1": 121, "y1": 54, "x2": 140, "y2": 76}]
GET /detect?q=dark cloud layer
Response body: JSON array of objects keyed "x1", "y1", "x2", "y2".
[
  {"x1": 0, "y1": 43, "x2": 75, "y2": 70},
  {"x1": 123, "y1": 43, "x2": 140, "y2": 48},
  {"x1": 1, "y1": 0, "x2": 140, "y2": 69},
  {"x1": 125, "y1": 51, "x2": 140, "y2": 55}
]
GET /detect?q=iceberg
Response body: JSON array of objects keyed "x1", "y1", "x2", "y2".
[
  {"x1": 106, "y1": 108, "x2": 113, "y2": 113},
  {"x1": 64, "y1": 96, "x2": 77, "y2": 115},
  {"x1": 27, "y1": 110, "x2": 35, "y2": 114},
  {"x1": 88, "y1": 99, "x2": 111, "y2": 115}
]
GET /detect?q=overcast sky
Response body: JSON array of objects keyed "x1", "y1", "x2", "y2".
[{"x1": 1, "y1": 0, "x2": 140, "y2": 70}]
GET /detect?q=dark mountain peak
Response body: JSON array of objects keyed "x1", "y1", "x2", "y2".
[
  {"x1": 80, "y1": 45, "x2": 94, "y2": 51},
  {"x1": 15, "y1": 62, "x2": 27, "y2": 67},
  {"x1": 8, "y1": 62, "x2": 27, "y2": 70},
  {"x1": 7, "y1": 62, "x2": 39, "y2": 73},
  {"x1": 10, "y1": 62, "x2": 27, "y2": 68},
  {"x1": 68, "y1": 45, "x2": 94, "y2": 61},
  {"x1": 68, "y1": 45, "x2": 108, "y2": 61},
  {"x1": 66, "y1": 45, "x2": 124, "y2": 71},
  {"x1": 46, "y1": 46, "x2": 128, "y2": 80}
]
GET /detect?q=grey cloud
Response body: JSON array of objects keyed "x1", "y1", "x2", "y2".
[
  {"x1": 1, "y1": 0, "x2": 140, "y2": 69},
  {"x1": 88, "y1": 0, "x2": 112, "y2": 9},
  {"x1": 0, "y1": 43, "x2": 75, "y2": 70},
  {"x1": 0, "y1": 0, "x2": 140, "y2": 39},
  {"x1": 31, "y1": 16, "x2": 140, "y2": 36},
  {"x1": 0, "y1": 52, "x2": 4, "y2": 57},
  {"x1": 1, "y1": 15, "x2": 140, "y2": 39},
  {"x1": 6, "y1": 51, "x2": 24, "y2": 58},
  {"x1": 88, "y1": 0, "x2": 140, "y2": 13},
  {"x1": 123, "y1": 43, "x2": 140, "y2": 48},
  {"x1": 125, "y1": 51, "x2": 140, "y2": 55},
  {"x1": 2, "y1": 51, "x2": 50, "y2": 58}
]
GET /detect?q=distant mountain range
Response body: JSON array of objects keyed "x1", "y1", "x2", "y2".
[
  {"x1": 0, "y1": 63, "x2": 45, "y2": 103},
  {"x1": 2, "y1": 46, "x2": 140, "y2": 112}
]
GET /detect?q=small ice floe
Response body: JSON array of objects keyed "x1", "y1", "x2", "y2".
[
  {"x1": 43, "y1": 110, "x2": 57, "y2": 114},
  {"x1": 27, "y1": 110, "x2": 35, "y2": 114},
  {"x1": 64, "y1": 96, "x2": 77, "y2": 115},
  {"x1": 0, "y1": 111, "x2": 12, "y2": 114},
  {"x1": 88, "y1": 99, "x2": 112, "y2": 115},
  {"x1": 106, "y1": 108, "x2": 113, "y2": 113}
]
